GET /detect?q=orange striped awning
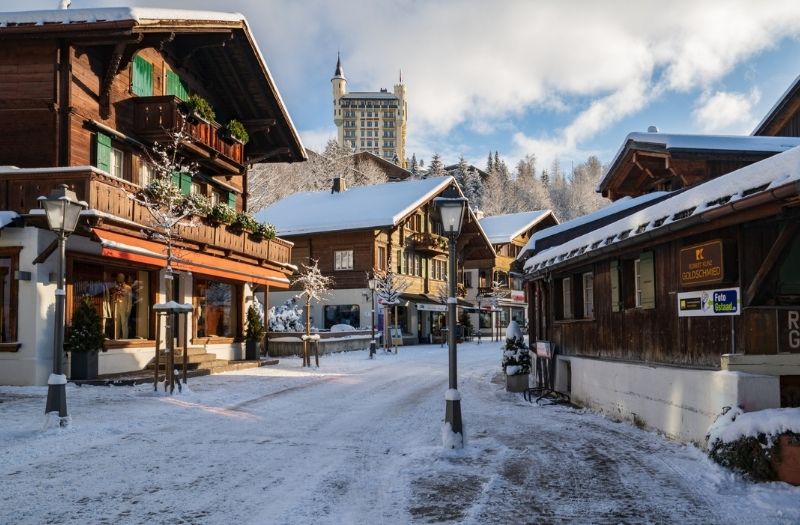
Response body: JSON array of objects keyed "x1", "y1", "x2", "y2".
[{"x1": 92, "y1": 228, "x2": 290, "y2": 288}]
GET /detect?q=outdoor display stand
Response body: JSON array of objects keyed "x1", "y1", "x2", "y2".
[
  {"x1": 153, "y1": 302, "x2": 193, "y2": 393},
  {"x1": 524, "y1": 341, "x2": 570, "y2": 405}
]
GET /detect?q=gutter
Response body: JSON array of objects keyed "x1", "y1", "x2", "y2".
[{"x1": 526, "y1": 179, "x2": 800, "y2": 279}]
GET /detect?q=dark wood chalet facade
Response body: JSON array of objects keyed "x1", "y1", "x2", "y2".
[{"x1": 0, "y1": 8, "x2": 305, "y2": 385}]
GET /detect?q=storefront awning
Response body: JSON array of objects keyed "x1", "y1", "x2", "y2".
[
  {"x1": 92, "y1": 229, "x2": 290, "y2": 288},
  {"x1": 400, "y1": 293, "x2": 472, "y2": 309}
]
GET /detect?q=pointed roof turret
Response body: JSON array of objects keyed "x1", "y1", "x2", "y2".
[{"x1": 333, "y1": 52, "x2": 345, "y2": 80}]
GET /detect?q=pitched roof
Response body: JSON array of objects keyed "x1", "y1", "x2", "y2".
[
  {"x1": 598, "y1": 132, "x2": 800, "y2": 194},
  {"x1": 254, "y1": 176, "x2": 454, "y2": 236},
  {"x1": 0, "y1": 7, "x2": 245, "y2": 27},
  {"x1": 752, "y1": 74, "x2": 800, "y2": 136},
  {"x1": 525, "y1": 145, "x2": 800, "y2": 274},
  {"x1": 478, "y1": 211, "x2": 555, "y2": 245}
]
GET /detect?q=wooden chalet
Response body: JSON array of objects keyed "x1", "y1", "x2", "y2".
[
  {"x1": 468, "y1": 210, "x2": 558, "y2": 334},
  {"x1": 522, "y1": 82, "x2": 800, "y2": 444},
  {"x1": 0, "y1": 7, "x2": 305, "y2": 385},
  {"x1": 256, "y1": 176, "x2": 495, "y2": 344}
]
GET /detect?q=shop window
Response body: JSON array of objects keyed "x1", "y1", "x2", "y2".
[
  {"x1": 131, "y1": 54, "x2": 153, "y2": 97},
  {"x1": 479, "y1": 311, "x2": 492, "y2": 329},
  {"x1": 334, "y1": 250, "x2": 354, "y2": 271},
  {"x1": 324, "y1": 305, "x2": 360, "y2": 329},
  {"x1": 582, "y1": 272, "x2": 594, "y2": 319},
  {"x1": 71, "y1": 263, "x2": 151, "y2": 340},
  {"x1": 562, "y1": 277, "x2": 573, "y2": 319},
  {"x1": 194, "y1": 278, "x2": 238, "y2": 338},
  {"x1": 0, "y1": 253, "x2": 18, "y2": 343}
]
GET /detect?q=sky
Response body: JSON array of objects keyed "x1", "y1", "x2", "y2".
[{"x1": 5, "y1": 0, "x2": 800, "y2": 173}]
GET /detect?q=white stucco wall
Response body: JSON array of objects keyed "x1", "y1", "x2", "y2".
[
  {"x1": 558, "y1": 356, "x2": 781, "y2": 444},
  {"x1": 270, "y1": 288, "x2": 375, "y2": 331}
]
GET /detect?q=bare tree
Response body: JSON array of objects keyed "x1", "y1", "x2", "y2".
[
  {"x1": 292, "y1": 260, "x2": 334, "y2": 367},
  {"x1": 374, "y1": 271, "x2": 410, "y2": 353}
]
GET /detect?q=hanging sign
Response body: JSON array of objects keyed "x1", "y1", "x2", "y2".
[
  {"x1": 510, "y1": 290, "x2": 526, "y2": 303},
  {"x1": 677, "y1": 287, "x2": 740, "y2": 317},
  {"x1": 679, "y1": 240, "x2": 724, "y2": 286}
]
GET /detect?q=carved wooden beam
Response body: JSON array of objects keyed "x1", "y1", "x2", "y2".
[
  {"x1": 241, "y1": 118, "x2": 276, "y2": 133},
  {"x1": 745, "y1": 221, "x2": 799, "y2": 306},
  {"x1": 99, "y1": 42, "x2": 127, "y2": 119}
]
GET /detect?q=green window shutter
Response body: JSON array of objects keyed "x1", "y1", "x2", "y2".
[
  {"x1": 610, "y1": 259, "x2": 621, "y2": 312},
  {"x1": 639, "y1": 251, "x2": 656, "y2": 309},
  {"x1": 165, "y1": 70, "x2": 189, "y2": 101},
  {"x1": 180, "y1": 173, "x2": 193, "y2": 195},
  {"x1": 95, "y1": 132, "x2": 111, "y2": 172},
  {"x1": 170, "y1": 171, "x2": 181, "y2": 188},
  {"x1": 227, "y1": 192, "x2": 237, "y2": 209},
  {"x1": 131, "y1": 55, "x2": 153, "y2": 97}
]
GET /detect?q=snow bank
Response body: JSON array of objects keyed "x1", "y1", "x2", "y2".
[
  {"x1": 707, "y1": 407, "x2": 800, "y2": 448},
  {"x1": 441, "y1": 422, "x2": 463, "y2": 449},
  {"x1": 445, "y1": 388, "x2": 461, "y2": 401}
]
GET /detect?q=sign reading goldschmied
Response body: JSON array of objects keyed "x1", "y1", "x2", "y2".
[
  {"x1": 677, "y1": 287, "x2": 740, "y2": 317},
  {"x1": 680, "y1": 240, "x2": 724, "y2": 286}
]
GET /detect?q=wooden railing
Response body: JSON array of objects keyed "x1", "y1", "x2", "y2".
[
  {"x1": 132, "y1": 96, "x2": 245, "y2": 173},
  {"x1": 0, "y1": 168, "x2": 292, "y2": 266},
  {"x1": 409, "y1": 232, "x2": 448, "y2": 256}
]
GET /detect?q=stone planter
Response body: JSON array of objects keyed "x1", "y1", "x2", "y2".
[
  {"x1": 772, "y1": 433, "x2": 800, "y2": 486},
  {"x1": 70, "y1": 351, "x2": 99, "y2": 380},
  {"x1": 506, "y1": 373, "x2": 529, "y2": 393}
]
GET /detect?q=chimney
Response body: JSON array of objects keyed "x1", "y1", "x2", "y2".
[{"x1": 331, "y1": 177, "x2": 347, "y2": 193}]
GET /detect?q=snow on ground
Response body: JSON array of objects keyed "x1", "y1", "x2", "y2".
[{"x1": 1, "y1": 343, "x2": 798, "y2": 524}]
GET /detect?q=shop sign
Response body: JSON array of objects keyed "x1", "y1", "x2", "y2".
[
  {"x1": 510, "y1": 290, "x2": 526, "y2": 303},
  {"x1": 416, "y1": 303, "x2": 446, "y2": 312},
  {"x1": 679, "y1": 240, "x2": 724, "y2": 286},
  {"x1": 677, "y1": 287, "x2": 740, "y2": 317},
  {"x1": 779, "y1": 310, "x2": 800, "y2": 353}
]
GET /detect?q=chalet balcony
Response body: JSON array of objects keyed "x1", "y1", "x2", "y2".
[
  {"x1": 132, "y1": 96, "x2": 245, "y2": 175},
  {"x1": 409, "y1": 232, "x2": 448, "y2": 256},
  {"x1": 0, "y1": 168, "x2": 291, "y2": 267}
]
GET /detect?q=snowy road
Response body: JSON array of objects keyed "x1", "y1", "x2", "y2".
[{"x1": 2, "y1": 343, "x2": 799, "y2": 524}]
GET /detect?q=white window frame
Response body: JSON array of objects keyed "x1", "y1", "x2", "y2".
[
  {"x1": 562, "y1": 277, "x2": 573, "y2": 319},
  {"x1": 139, "y1": 162, "x2": 152, "y2": 187},
  {"x1": 634, "y1": 259, "x2": 643, "y2": 307},
  {"x1": 110, "y1": 147, "x2": 124, "y2": 180},
  {"x1": 582, "y1": 272, "x2": 594, "y2": 319},
  {"x1": 334, "y1": 250, "x2": 354, "y2": 271}
]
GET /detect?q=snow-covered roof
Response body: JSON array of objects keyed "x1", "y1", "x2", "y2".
[
  {"x1": 752, "y1": 74, "x2": 800, "y2": 136},
  {"x1": 0, "y1": 7, "x2": 244, "y2": 27},
  {"x1": 599, "y1": 132, "x2": 800, "y2": 192},
  {"x1": 520, "y1": 192, "x2": 668, "y2": 257},
  {"x1": 526, "y1": 145, "x2": 800, "y2": 273},
  {"x1": 254, "y1": 177, "x2": 454, "y2": 236},
  {"x1": 479, "y1": 210, "x2": 554, "y2": 245},
  {"x1": 0, "y1": 211, "x2": 19, "y2": 229}
]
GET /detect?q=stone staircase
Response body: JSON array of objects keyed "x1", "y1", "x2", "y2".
[{"x1": 146, "y1": 346, "x2": 274, "y2": 376}]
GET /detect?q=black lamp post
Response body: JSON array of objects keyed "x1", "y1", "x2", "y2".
[
  {"x1": 433, "y1": 189, "x2": 467, "y2": 448},
  {"x1": 368, "y1": 274, "x2": 377, "y2": 358},
  {"x1": 38, "y1": 184, "x2": 87, "y2": 427}
]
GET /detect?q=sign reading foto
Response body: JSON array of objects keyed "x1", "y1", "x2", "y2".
[
  {"x1": 677, "y1": 287, "x2": 740, "y2": 317},
  {"x1": 680, "y1": 240, "x2": 724, "y2": 286}
]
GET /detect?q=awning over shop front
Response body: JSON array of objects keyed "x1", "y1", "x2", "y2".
[
  {"x1": 401, "y1": 293, "x2": 472, "y2": 309},
  {"x1": 92, "y1": 229, "x2": 290, "y2": 288}
]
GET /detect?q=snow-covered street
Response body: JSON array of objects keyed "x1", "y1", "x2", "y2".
[{"x1": 2, "y1": 343, "x2": 799, "y2": 524}]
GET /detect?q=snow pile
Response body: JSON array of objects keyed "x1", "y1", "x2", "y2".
[
  {"x1": 442, "y1": 422, "x2": 463, "y2": 449},
  {"x1": 330, "y1": 324, "x2": 356, "y2": 333},
  {"x1": 445, "y1": 388, "x2": 461, "y2": 401},
  {"x1": 268, "y1": 297, "x2": 304, "y2": 332},
  {"x1": 707, "y1": 406, "x2": 800, "y2": 448}
]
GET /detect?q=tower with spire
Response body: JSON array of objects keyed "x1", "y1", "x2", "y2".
[{"x1": 331, "y1": 54, "x2": 407, "y2": 168}]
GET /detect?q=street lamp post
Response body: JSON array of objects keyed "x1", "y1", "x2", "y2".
[
  {"x1": 433, "y1": 190, "x2": 467, "y2": 448},
  {"x1": 38, "y1": 184, "x2": 87, "y2": 427},
  {"x1": 368, "y1": 274, "x2": 377, "y2": 358}
]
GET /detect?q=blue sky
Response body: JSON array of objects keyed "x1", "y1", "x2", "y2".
[{"x1": 6, "y1": 0, "x2": 800, "y2": 172}]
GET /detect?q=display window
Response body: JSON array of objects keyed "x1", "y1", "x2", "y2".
[{"x1": 194, "y1": 278, "x2": 238, "y2": 338}]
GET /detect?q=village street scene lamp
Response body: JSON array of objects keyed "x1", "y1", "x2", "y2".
[
  {"x1": 433, "y1": 190, "x2": 468, "y2": 448},
  {"x1": 38, "y1": 184, "x2": 87, "y2": 427},
  {"x1": 368, "y1": 274, "x2": 377, "y2": 358}
]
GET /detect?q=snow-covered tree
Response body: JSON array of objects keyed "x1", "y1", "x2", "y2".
[
  {"x1": 427, "y1": 153, "x2": 446, "y2": 178},
  {"x1": 374, "y1": 271, "x2": 409, "y2": 352},
  {"x1": 268, "y1": 297, "x2": 304, "y2": 332},
  {"x1": 292, "y1": 260, "x2": 334, "y2": 366}
]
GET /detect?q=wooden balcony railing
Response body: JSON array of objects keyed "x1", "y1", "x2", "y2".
[
  {"x1": 132, "y1": 96, "x2": 245, "y2": 174},
  {"x1": 409, "y1": 232, "x2": 448, "y2": 256},
  {"x1": 0, "y1": 168, "x2": 291, "y2": 266}
]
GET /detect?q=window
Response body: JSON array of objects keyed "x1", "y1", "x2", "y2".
[
  {"x1": 95, "y1": 132, "x2": 111, "y2": 173},
  {"x1": 463, "y1": 270, "x2": 473, "y2": 288},
  {"x1": 636, "y1": 252, "x2": 655, "y2": 309},
  {"x1": 324, "y1": 305, "x2": 360, "y2": 329},
  {"x1": 562, "y1": 277, "x2": 573, "y2": 319},
  {"x1": 0, "y1": 252, "x2": 18, "y2": 344},
  {"x1": 582, "y1": 272, "x2": 594, "y2": 319},
  {"x1": 479, "y1": 311, "x2": 492, "y2": 329},
  {"x1": 131, "y1": 54, "x2": 153, "y2": 96},
  {"x1": 139, "y1": 162, "x2": 152, "y2": 187},
  {"x1": 396, "y1": 249, "x2": 402, "y2": 274},
  {"x1": 377, "y1": 246, "x2": 386, "y2": 271},
  {"x1": 634, "y1": 259, "x2": 642, "y2": 307},
  {"x1": 334, "y1": 250, "x2": 354, "y2": 271},
  {"x1": 109, "y1": 147, "x2": 124, "y2": 180},
  {"x1": 194, "y1": 278, "x2": 238, "y2": 338}
]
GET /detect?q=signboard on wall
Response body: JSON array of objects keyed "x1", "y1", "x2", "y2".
[
  {"x1": 680, "y1": 240, "x2": 725, "y2": 286},
  {"x1": 417, "y1": 303, "x2": 446, "y2": 312},
  {"x1": 779, "y1": 310, "x2": 800, "y2": 353},
  {"x1": 510, "y1": 290, "x2": 526, "y2": 303},
  {"x1": 677, "y1": 287, "x2": 740, "y2": 317}
]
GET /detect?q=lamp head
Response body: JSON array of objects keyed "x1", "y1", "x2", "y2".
[
  {"x1": 433, "y1": 187, "x2": 467, "y2": 236},
  {"x1": 37, "y1": 184, "x2": 88, "y2": 234}
]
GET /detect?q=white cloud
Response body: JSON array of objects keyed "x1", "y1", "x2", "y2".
[
  {"x1": 692, "y1": 89, "x2": 762, "y2": 134},
  {"x1": 298, "y1": 127, "x2": 335, "y2": 154}
]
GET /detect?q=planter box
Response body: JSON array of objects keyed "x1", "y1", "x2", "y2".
[
  {"x1": 70, "y1": 351, "x2": 99, "y2": 380},
  {"x1": 773, "y1": 433, "x2": 800, "y2": 486},
  {"x1": 506, "y1": 373, "x2": 529, "y2": 393},
  {"x1": 245, "y1": 339, "x2": 260, "y2": 360}
]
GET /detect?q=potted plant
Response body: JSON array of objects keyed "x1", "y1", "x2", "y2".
[
  {"x1": 66, "y1": 297, "x2": 106, "y2": 380},
  {"x1": 206, "y1": 203, "x2": 236, "y2": 226},
  {"x1": 182, "y1": 93, "x2": 216, "y2": 123},
  {"x1": 245, "y1": 304, "x2": 265, "y2": 360},
  {"x1": 501, "y1": 320, "x2": 531, "y2": 392},
  {"x1": 250, "y1": 222, "x2": 277, "y2": 242},
  {"x1": 230, "y1": 211, "x2": 259, "y2": 235},
  {"x1": 222, "y1": 119, "x2": 250, "y2": 145}
]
